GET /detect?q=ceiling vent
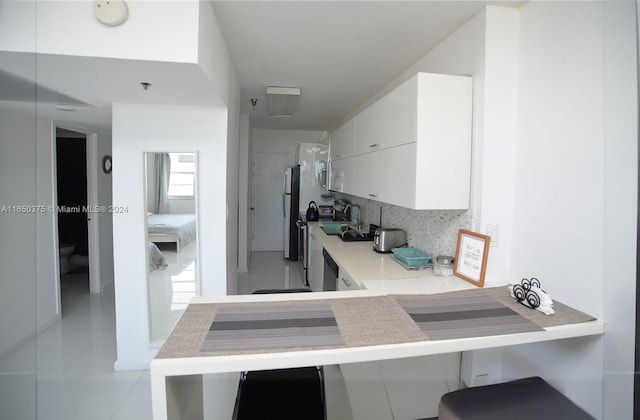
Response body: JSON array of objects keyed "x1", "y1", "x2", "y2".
[{"x1": 266, "y1": 86, "x2": 300, "y2": 117}]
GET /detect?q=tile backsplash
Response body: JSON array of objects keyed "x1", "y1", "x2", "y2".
[{"x1": 335, "y1": 193, "x2": 470, "y2": 257}]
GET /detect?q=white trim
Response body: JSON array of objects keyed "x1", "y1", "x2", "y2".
[
  {"x1": 86, "y1": 133, "x2": 101, "y2": 294},
  {"x1": 51, "y1": 124, "x2": 62, "y2": 317}
]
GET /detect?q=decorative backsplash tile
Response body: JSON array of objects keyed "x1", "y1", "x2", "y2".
[{"x1": 335, "y1": 193, "x2": 470, "y2": 257}]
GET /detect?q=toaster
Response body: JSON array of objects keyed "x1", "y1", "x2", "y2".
[{"x1": 373, "y1": 228, "x2": 407, "y2": 253}]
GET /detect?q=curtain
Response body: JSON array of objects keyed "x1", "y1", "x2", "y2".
[{"x1": 153, "y1": 152, "x2": 171, "y2": 214}]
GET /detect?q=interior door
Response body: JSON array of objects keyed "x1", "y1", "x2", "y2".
[{"x1": 252, "y1": 152, "x2": 293, "y2": 251}]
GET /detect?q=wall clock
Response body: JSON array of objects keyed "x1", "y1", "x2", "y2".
[{"x1": 102, "y1": 155, "x2": 112, "y2": 174}]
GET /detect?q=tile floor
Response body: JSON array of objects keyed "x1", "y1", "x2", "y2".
[
  {"x1": 148, "y1": 240, "x2": 198, "y2": 342},
  {"x1": 0, "y1": 270, "x2": 152, "y2": 420},
  {"x1": 0, "y1": 251, "x2": 343, "y2": 420},
  {"x1": 237, "y1": 251, "x2": 307, "y2": 294}
]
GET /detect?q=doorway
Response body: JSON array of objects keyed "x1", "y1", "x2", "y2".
[
  {"x1": 55, "y1": 128, "x2": 98, "y2": 314},
  {"x1": 251, "y1": 152, "x2": 293, "y2": 252}
]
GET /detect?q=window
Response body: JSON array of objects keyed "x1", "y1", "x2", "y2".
[{"x1": 168, "y1": 153, "x2": 195, "y2": 198}]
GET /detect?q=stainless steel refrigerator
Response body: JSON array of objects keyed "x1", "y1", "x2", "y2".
[{"x1": 283, "y1": 166, "x2": 300, "y2": 260}]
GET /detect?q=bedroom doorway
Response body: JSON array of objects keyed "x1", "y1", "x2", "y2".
[{"x1": 55, "y1": 128, "x2": 101, "y2": 316}]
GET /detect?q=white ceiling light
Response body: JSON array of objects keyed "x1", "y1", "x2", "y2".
[{"x1": 266, "y1": 86, "x2": 300, "y2": 117}]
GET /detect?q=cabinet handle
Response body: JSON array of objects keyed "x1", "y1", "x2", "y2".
[
  {"x1": 368, "y1": 193, "x2": 377, "y2": 198},
  {"x1": 369, "y1": 143, "x2": 379, "y2": 149},
  {"x1": 341, "y1": 277, "x2": 351, "y2": 287},
  {"x1": 334, "y1": 154, "x2": 344, "y2": 158}
]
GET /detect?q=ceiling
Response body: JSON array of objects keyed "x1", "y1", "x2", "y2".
[
  {"x1": 212, "y1": 1, "x2": 507, "y2": 130},
  {"x1": 0, "y1": 1, "x2": 518, "y2": 133}
]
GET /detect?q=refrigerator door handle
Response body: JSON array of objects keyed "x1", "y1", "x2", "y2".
[
  {"x1": 282, "y1": 170, "x2": 287, "y2": 217},
  {"x1": 283, "y1": 170, "x2": 287, "y2": 194}
]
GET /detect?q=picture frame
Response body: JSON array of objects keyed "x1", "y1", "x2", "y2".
[{"x1": 454, "y1": 229, "x2": 491, "y2": 287}]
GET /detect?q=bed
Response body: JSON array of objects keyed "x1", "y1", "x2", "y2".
[
  {"x1": 148, "y1": 241, "x2": 168, "y2": 272},
  {"x1": 147, "y1": 213, "x2": 197, "y2": 252}
]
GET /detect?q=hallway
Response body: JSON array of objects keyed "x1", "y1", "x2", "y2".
[
  {"x1": 0, "y1": 252, "x2": 331, "y2": 420},
  {"x1": 0, "y1": 273, "x2": 151, "y2": 420}
]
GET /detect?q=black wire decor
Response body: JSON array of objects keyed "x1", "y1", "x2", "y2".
[{"x1": 512, "y1": 277, "x2": 543, "y2": 309}]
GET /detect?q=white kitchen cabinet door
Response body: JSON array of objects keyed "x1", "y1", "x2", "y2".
[
  {"x1": 330, "y1": 118, "x2": 356, "y2": 160},
  {"x1": 353, "y1": 144, "x2": 417, "y2": 208},
  {"x1": 329, "y1": 156, "x2": 355, "y2": 194},
  {"x1": 355, "y1": 75, "x2": 418, "y2": 155},
  {"x1": 337, "y1": 268, "x2": 359, "y2": 291},
  {"x1": 307, "y1": 227, "x2": 324, "y2": 292}
]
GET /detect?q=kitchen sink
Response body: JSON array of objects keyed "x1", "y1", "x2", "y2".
[{"x1": 339, "y1": 230, "x2": 374, "y2": 242}]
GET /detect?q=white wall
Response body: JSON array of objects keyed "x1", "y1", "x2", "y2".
[
  {"x1": 226, "y1": 69, "x2": 241, "y2": 296},
  {"x1": 237, "y1": 114, "x2": 251, "y2": 274},
  {"x1": 95, "y1": 127, "x2": 114, "y2": 289},
  {"x1": 195, "y1": 0, "x2": 243, "y2": 296},
  {"x1": 107, "y1": 0, "x2": 242, "y2": 368},
  {"x1": 36, "y1": 118, "x2": 59, "y2": 328},
  {"x1": 501, "y1": 2, "x2": 637, "y2": 418},
  {"x1": 0, "y1": 105, "x2": 39, "y2": 359},
  {"x1": 602, "y1": 1, "x2": 638, "y2": 417},
  {"x1": 112, "y1": 103, "x2": 229, "y2": 370},
  {"x1": 199, "y1": 1, "x2": 233, "y2": 106},
  {"x1": 0, "y1": 0, "x2": 200, "y2": 64},
  {"x1": 0, "y1": 104, "x2": 114, "y2": 367},
  {"x1": 0, "y1": 104, "x2": 38, "y2": 420}
]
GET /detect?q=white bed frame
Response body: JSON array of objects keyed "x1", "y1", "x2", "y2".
[{"x1": 149, "y1": 233, "x2": 182, "y2": 252}]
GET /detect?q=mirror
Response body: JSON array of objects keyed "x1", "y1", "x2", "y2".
[{"x1": 144, "y1": 152, "x2": 199, "y2": 343}]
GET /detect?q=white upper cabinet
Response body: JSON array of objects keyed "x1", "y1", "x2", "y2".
[
  {"x1": 329, "y1": 118, "x2": 356, "y2": 160},
  {"x1": 329, "y1": 156, "x2": 355, "y2": 194},
  {"x1": 354, "y1": 144, "x2": 417, "y2": 208},
  {"x1": 352, "y1": 72, "x2": 472, "y2": 210},
  {"x1": 355, "y1": 75, "x2": 418, "y2": 155}
]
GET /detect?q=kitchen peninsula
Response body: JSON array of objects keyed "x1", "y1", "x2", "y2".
[{"x1": 151, "y1": 259, "x2": 603, "y2": 420}]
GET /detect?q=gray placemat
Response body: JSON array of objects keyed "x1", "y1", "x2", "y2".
[
  {"x1": 155, "y1": 289, "x2": 597, "y2": 360},
  {"x1": 396, "y1": 294, "x2": 543, "y2": 340},
  {"x1": 391, "y1": 286, "x2": 596, "y2": 329},
  {"x1": 156, "y1": 296, "x2": 425, "y2": 359},
  {"x1": 201, "y1": 303, "x2": 344, "y2": 351}
]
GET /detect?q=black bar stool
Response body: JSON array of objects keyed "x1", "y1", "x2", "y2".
[
  {"x1": 438, "y1": 376, "x2": 593, "y2": 419},
  {"x1": 231, "y1": 288, "x2": 326, "y2": 420}
]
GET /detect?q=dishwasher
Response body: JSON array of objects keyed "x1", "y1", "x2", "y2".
[{"x1": 322, "y1": 248, "x2": 338, "y2": 292}]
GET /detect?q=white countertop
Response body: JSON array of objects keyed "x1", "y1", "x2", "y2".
[
  {"x1": 157, "y1": 287, "x2": 604, "y2": 376},
  {"x1": 309, "y1": 221, "x2": 481, "y2": 293}
]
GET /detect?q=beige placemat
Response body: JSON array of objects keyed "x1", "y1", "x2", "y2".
[
  {"x1": 396, "y1": 293, "x2": 543, "y2": 340},
  {"x1": 391, "y1": 286, "x2": 596, "y2": 329},
  {"x1": 156, "y1": 288, "x2": 596, "y2": 360},
  {"x1": 156, "y1": 296, "x2": 425, "y2": 359}
]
